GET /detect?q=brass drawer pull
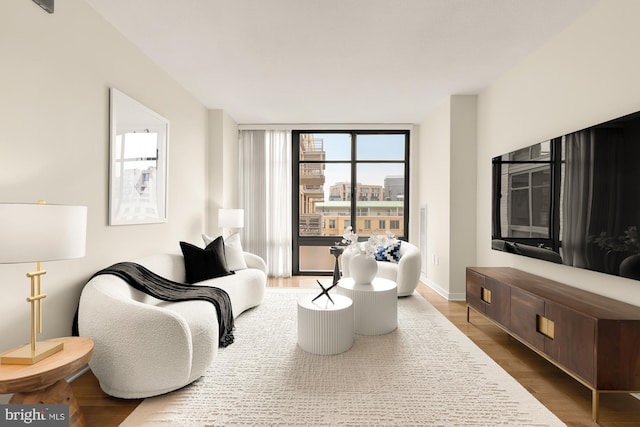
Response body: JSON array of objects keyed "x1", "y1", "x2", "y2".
[
  {"x1": 537, "y1": 315, "x2": 555, "y2": 339},
  {"x1": 481, "y1": 287, "x2": 492, "y2": 304}
]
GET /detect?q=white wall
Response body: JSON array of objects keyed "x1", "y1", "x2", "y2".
[
  {"x1": 222, "y1": 113, "x2": 240, "y2": 209},
  {"x1": 450, "y1": 96, "x2": 477, "y2": 297},
  {"x1": 207, "y1": 110, "x2": 239, "y2": 234},
  {"x1": 476, "y1": 0, "x2": 640, "y2": 306},
  {"x1": 418, "y1": 96, "x2": 477, "y2": 299},
  {"x1": 419, "y1": 100, "x2": 452, "y2": 296},
  {"x1": 0, "y1": 0, "x2": 210, "y2": 355}
]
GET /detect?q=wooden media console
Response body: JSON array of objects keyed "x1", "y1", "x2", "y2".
[{"x1": 466, "y1": 267, "x2": 640, "y2": 421}]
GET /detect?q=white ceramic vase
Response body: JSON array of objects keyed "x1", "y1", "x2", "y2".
[{"x1": 349, "y1": 253, "x2": 378, "y2": 284}]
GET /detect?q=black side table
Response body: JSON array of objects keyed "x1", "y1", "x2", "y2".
[{"x1": 329, "y1": 246, "x2": 345, "y2": 285}]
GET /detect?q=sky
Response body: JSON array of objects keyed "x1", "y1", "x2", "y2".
[{"x1": 310, "y1": 133, "x2": 405, "y2": 198}]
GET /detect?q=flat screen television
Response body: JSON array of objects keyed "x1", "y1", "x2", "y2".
[{"x1": 492, "y1": 110, "x2": 640, "y2": 281}]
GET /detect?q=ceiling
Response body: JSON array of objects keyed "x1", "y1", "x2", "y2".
[{"x1": 85, "y1": 0, "x2": 598, "y2": 124}]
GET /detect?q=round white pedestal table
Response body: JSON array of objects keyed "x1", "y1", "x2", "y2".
[
  {"x1": 336, "y1": 277, "x2": 397, "y2": 335},
  {"x1": 297, "y1": 294, "x2": 354, "y2": 355}
]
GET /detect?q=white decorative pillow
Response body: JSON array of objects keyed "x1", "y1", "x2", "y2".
[{"x1": 202, "y1": 233, "x2": 248, "y2": 271}]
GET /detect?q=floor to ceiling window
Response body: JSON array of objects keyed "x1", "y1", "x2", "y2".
[{"x1": 293, "y1": 130, "x2": 410, "y2": 274}]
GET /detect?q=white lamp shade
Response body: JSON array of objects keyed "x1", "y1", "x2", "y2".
[
  {"x1": 0, "y1": 203, "x2": 88, "y2": 264},
  {"x1": 218, "y1": 208, "x2": 244, "y2": 229}
]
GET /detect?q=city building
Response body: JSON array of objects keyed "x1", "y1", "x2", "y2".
[{"x1": 384, "y1": 175, "x2": 404, "y2": 201}]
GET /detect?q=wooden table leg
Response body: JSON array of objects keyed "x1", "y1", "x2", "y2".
[
  {"x1": 10, "y1": 379, "x2": 86, "y2": 427},
  {"x1": 592, "y1": 389, "x2": 599, "y2": 422}
]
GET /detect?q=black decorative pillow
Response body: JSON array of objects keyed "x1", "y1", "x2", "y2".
[
  {"x1": 180, "y1": 238, "x2": 234, "y2": 284},
  {"x1": 374, "y1": 240, "x2": 402, "y2": 263}
]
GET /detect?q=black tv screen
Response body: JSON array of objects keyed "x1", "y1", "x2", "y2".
[{"x1": 492, "y1": 110, "x2": 640, "y2": 281}]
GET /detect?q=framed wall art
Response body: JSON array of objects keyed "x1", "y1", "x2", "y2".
[{"x1": 109, "y1": 88, "x2": 169, "y2": 225}]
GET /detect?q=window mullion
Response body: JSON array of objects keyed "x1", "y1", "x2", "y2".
[{"x1": 350, "y1": 131, "x2": 357, "y2": 232}]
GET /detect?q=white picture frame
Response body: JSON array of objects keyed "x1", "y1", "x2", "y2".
[{"x1": 109, "y1": 88, "x2": 169, "y2": 225}]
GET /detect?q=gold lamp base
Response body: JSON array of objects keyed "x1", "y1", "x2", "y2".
[
  {"x1": 1, "y1": 341, "x2": 64, "y2": 365},
  {"x1": 0, "y1": 256, "x2": 64, "y2": 366}
]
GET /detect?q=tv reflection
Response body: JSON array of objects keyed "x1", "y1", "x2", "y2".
[{"x1": 492, "y1": 110, "x2": 640, "y2": 281}]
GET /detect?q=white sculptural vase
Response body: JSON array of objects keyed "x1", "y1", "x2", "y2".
[{"x1": 349, "y1": 253, "x2": 378, "y2": 284}]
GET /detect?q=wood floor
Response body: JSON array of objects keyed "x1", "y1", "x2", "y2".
[{"x1": 70, "y1": 278, "x2": 640, "y2": 426}]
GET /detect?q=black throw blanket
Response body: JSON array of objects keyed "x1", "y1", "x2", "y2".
[{"x1": 73, "y1": 262, "x2": 234, "y2": 347}]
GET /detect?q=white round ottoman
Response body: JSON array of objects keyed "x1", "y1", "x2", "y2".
[
  {"x1": 336, "y1": 277, "x2": 398, "y2": 335},
  {"x1": 297, "y1": 294, "x2": 354, "y2": 355}
]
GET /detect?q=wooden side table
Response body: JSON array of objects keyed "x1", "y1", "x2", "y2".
[{"x1": 0, "y1": 337, "x2": 94, "y2": 427}]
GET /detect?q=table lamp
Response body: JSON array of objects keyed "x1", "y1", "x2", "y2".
[
  {"x1": 0, "y1": 202, "x2": 87, "y2": 365},
  {"x1": 218, "y1": 208, "x2": 244, "y2": 236}
]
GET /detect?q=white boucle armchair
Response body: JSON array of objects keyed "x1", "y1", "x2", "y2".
[
  {"x1": 77, "y1": 252, "x2": 267, "y2": 399},
  {"x1": 342, "y1": 241, "x2": 421, "y2": 296}
]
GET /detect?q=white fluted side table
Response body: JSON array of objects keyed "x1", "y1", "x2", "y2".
[
  {"x1": 336, "y1": 277, "x2": 398, "y2": 335},
  {"x1": 297, "y1": 294, "x2": 354, "y2": 355}
]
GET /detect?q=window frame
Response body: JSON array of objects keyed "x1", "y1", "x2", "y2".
[
  {"x1": 492, "y1": 138, "x2": 562, "y2": 252},
  {"x1": 293, "y1": 129, "x2": 410, "y2": 274}
]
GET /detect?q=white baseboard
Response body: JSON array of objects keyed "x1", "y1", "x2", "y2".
[{"x1": 420, "y1": 275, "x2": 466, "y2": 301}]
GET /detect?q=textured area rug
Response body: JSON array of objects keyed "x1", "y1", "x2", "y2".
[{"x1": 122, "y1": 289, "x2": 565, "y2": 426}]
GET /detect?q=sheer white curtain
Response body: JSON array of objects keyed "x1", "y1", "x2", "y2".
[
  {"x1": 239, "y1": 130, "x2": 292, "y2": 277},
  {"x1": 562, "y1": 130, "x2": 594, "y2": 268}
]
